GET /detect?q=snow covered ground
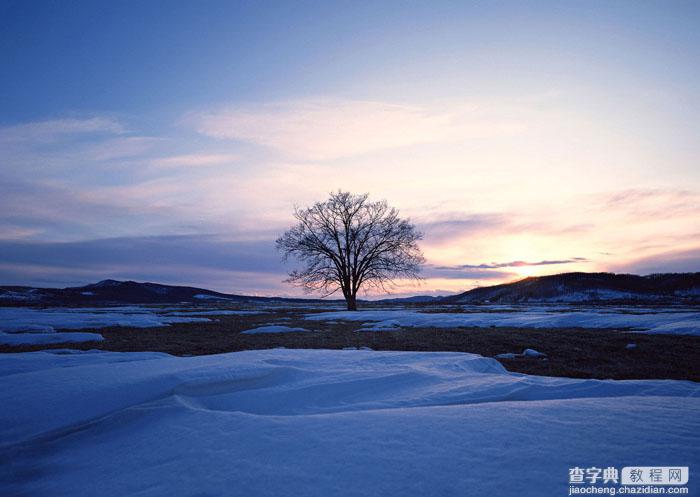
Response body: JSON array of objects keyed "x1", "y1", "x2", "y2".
[
  {"x1": 0, "y1": 331, "x2": 104, "y2": 346},
  {"x1": 166, "y1": 309, "x2": 265, "y2": 316},
  {"x1": 0, "y1": 348, "x2": 698, "y2": 496},
  {"x1": 2, "y1": 303, "x2": 699, "y2": 344},
  {"x1": 306, "y1": 307, "x2": 700, "y2": 335},
  {"x1": 0, "y1": 307, "x2": 211, "y2": 345},
  {"x1": 241, "y1": 325, "x2": 311, "y2": 334}
]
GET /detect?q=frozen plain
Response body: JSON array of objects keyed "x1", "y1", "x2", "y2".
[
  {"x1": 1, "y1": 303, "x2": 700, "y2": 346},
  {"x1": 0, "y1": 306, "x2": 212, "y2": 345},
  {"x1": 307, "y1": 306, "x2": 700, "y2": 335},
  {"x1": 1, "y1": 348, "x2": 698, "y2": 497}
]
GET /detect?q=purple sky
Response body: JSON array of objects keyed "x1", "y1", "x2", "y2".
[{"x1": 1, "y1": 1, "x2": 699, "y2": 296}]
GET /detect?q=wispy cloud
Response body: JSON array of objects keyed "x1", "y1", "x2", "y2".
[
  {"x1": 150, "y1": 153, "x2": 239, "y2": 168},
  {"x1": 1, "y1": 107, "x2": 698, "y2": 294},
  {"x1": 0, "y1": 224, "x2": 41, "y2": 241},
  {"x1": 599, "y1": 188, "x2": 700, "y2": 220},
  {"x1": 613, "y1": 246, "x2": 700, "y2": 275},
  {"x1": 82, "y1": 136, "x2": 163, "y2": 161},
  {"x1": 0, "y1": 235, "x2": 284, "y2": 292},
  {"x1": 418, "y1": 214, "x2": 509, "y2": 243},
  {"x1": 0, "y1": 117, "x2": 125, "y2": 143},
  {"x1": 0, "y1": 177, "x2": 190, "y2": 241},
  {"x1": 417, "y1": 212, "x2": 593, "y2": 246},
  {"x1": 188, "y1": 98, "x2": 525, "y2": 160},
  {"x1": 436, "y1": 258, "x2": 588, "y2": 270},
  {"x1": 422, "y1": 266, "x2": 516, "y2": 280}
]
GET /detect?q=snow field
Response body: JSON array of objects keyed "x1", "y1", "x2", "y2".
[
  {"x1": 307, "y1": 308, "x2": 700, "y2": 335},
  {"x1": 0, "y1": 307, "x2": 211, "y2": 345},
  {"x1": 0, "y1": 348, "x2": 698, "y2": 497}
]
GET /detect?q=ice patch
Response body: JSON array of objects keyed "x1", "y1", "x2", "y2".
[
  {"x1": 0, "y1": 331, "x2": 104, "y2": 345},
  {"x1": 360, "y1": 319, "x2": 403, "y2": 331},
  {"x1": 193, "y1": 294, "x2": 232, "y2": 300},
  {"x1": 167, "y1": 310, "x2": 264, "y2": 316},
  {"x1": 0, "y1": 307, "x2": 211, "y2": 347},
  {"x1": 495, "y1": 349, "x2": 547, "y2": 359},
  {"x1": 241, "y1": 325, "x2": 311, "y2": 334},
  {"x1": 1, "y1": 324, "x2": 55, "y2": 334},
  {"x1": 0, "y1": 306, "x2": 210, "y2": 333},
  {"x1": 522, "y1": 348, "x2": 547, "y2": 358}
]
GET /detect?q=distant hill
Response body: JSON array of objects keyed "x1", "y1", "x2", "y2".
[
  {"x1": 443, "y1": 272, "x2": 700, "y2": 304},
  {"x1": 373, "y1": 295, "x2": 444, "y2": 304},
  {"x1": 0, "y1": 279, "x2": 432, "y2": 307},
  {"x1": 2, "y1": 272, "x2": 699, "y2": 306},
  {"x1": 0, "y1": 279, "x2": 306, "y2": 306}
]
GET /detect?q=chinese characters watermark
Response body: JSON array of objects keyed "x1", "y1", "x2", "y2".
[{"x1": 568, "y1": 466, "x2": 689, "y2": 495}]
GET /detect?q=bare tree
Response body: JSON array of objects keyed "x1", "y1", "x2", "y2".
[{"x1": 276, "y1": 191, "x2": 425, "y2": 310}]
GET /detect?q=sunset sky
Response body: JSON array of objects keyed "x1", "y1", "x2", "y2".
[{"x1": 1, "y1": 1, "x2": 699, "y2": 297}]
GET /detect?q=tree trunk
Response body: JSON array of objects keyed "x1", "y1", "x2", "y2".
[{"x1": 346, "y1": 295, "x2": 357, "y2": 311}]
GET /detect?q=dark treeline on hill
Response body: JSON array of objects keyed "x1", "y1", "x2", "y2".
[
  {"x1": 0, "y1": 279, "x2": 325, "y2": 307},
  {"x1": 0, "y1": 272, "x2": 699, "y2": 307},
  {"x1": 445, "y1": 272, "x2": 700, "y2": 304}
]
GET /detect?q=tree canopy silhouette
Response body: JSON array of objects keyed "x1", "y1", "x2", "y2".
[{"x1": 276, "y1": 191, "x2": 425, "y2": 310}]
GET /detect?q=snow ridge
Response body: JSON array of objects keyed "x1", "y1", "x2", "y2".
[{"x1": 1, "y1": 349, "x2": 699, "y2": 497}]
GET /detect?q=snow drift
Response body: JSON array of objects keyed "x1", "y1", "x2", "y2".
[{"x1": 1, "y1": 348, "x2": 698, "y2": 496}]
